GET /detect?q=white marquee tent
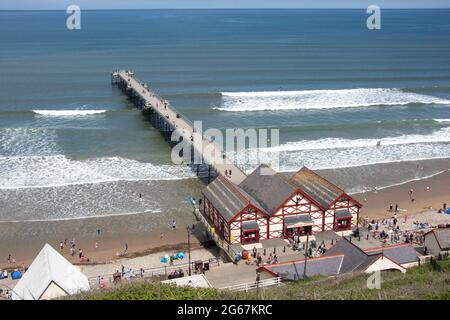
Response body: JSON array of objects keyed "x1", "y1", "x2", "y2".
[{"x1": 12, "y1": 243, "x2": 90, "y2": 300}]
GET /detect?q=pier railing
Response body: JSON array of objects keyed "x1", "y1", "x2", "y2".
[
  {"x1": 111, "y1": 69, "x2": 247, "y2": 185},
  {"x1": 218, "y1": 277, "x2": 282, "y2": 292},
  {"x1": 88, "y1": 257, "x2": 220, "y2": 288}
]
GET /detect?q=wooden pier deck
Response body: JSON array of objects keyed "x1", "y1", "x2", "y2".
[{"x1": 111, "y1": 70, "x2": 247, "y2": 185}]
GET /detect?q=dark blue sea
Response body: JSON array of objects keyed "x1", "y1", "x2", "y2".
[{"x1": 0, "y1": 9, "x2": 449, "y2": 224}]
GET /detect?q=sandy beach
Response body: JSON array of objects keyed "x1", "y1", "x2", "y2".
[
  {"x1": 1, "y1": 159, "x2": 450, "y2": 269},
  {"x1": 354, "y1": 169, "x2": 450, "y2": 220},
  {"x1": 0, "y1": 219, "x2": 211, "y2": 270}
]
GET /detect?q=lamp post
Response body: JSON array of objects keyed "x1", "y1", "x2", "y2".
[
  {"x1": 187, "y1": 226, "x2": 192, "y2": 276},
  {"x1": 303, "y1": 233, "x2": 309, "y2": 279},
  {"x1": 256, "y1": 270, "x2": 261, "y2": 299}
]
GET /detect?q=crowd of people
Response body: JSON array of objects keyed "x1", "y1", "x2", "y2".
[
  {"x1": 364, "y1": 213, "x2": 430, "y2": 245},
  {"x1": 287, "y1": 232, "x2": 327, "y2": 257}
]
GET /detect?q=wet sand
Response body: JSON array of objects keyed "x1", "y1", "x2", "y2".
[
  {"x1": 0, "y1": 218, "x2": 212, "y2": 270},
  {"x1": 1, "y1": 158, "x2": 449, "y2": 269},
  {"x1": 353, "y1": 170, "x2": 450, "y2": 220}
]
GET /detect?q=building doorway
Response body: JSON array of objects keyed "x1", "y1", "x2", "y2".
[
  {"x1": 335, "y1": 218, "x2": 352, "y2": 231},
  {"x1": 285, "y1": 225, "x2": 312, "y2": 238}
]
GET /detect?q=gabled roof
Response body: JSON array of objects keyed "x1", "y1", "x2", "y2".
[
  {"x1": 13, "y1": 244, "x2": 90, "y2": 300},
  {"x1": 365, "y1": 244, "x2": 419, "y2": 265},
  {"x1": 260, "y1": 255, "x2": 344, "y2": 280},
  {"x1": 322, "y1": 238, "x2": 378, "y2": 273},
  {"x1": 238, "y1": 164, "x2": 297, "y2": 214},
  {"x1": 202, "y1": 175, "x2": 266, "y2": 222},
  {"x1": 424, "y1": 228, "x2": 450, "y2": 250},
  {"x1": 289, "y1": 167, "x2": 347, "y2": 209}
]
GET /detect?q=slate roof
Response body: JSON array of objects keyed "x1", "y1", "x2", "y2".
[
  {"x1": 322, "y1": 238, "x2": 378, "y2": 273},
  {"x1": 202, "y1": 175, "x2": 266, "y2": 222},
  {"x1": 284, "y1": 214, "x2": 314, "y2": 226},
  {"x1": 335, "y1": 209, "x2": 353, "y2": 219},
  {"x1": 289, "y1": 167, "x2": 346, "y2": 209},
  {"x1": 425, "y1": 228, "x2": 450, "y2": 250},
  {"x1": 242, "y1": 221, "x2": 260, "y2": 230},
  {"x1": 261, "y1": 255, "x2": 344, "y2": 280},
  {"x1": 238, "y1": 164, "x2": 297, "y2": 214},
  {"x1": 365, "y1": 244, "x2": 419, "y2": 265}
]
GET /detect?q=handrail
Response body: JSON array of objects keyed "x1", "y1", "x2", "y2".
[
  {"x1": 219, "y1": 277, "x2": 282, "y2": 292},
  {"x1": 88, "y1": 257, "x2": 220, "y2": 287}
]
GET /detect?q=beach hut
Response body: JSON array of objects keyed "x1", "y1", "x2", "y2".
[{"x1": 12, "y1": 244, "x2": 90, "y2": 300}]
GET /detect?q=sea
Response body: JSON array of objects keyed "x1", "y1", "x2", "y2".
[{"x1": 0, "y1": 9, "x2": 449, "y2": 235}]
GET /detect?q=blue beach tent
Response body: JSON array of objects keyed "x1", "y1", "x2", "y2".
[{"x1": 11, "y1": 271, "x2": 22, "y2": 280}]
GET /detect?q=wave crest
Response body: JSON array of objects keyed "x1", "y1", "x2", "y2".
[
  {"x1": 0, "y1": 156, "x2": 195, "y2": 189},
  {"x1": 33, "y1": 110, "x2": 107, "y2": 116},
  {"x1": 217, "y1": 88, "x2": 450, "y2": 112}
]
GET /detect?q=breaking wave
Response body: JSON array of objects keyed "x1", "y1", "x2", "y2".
[
  {"x1": 0, "y1": 156, "x2": 195, "y2": 189},
  {"x1": 217, "y1": 88, "x2": 450, "y2": 112},
  {"x1": 33, "y1": 110, "x2": 107, "y2": 116},
  {"x1": 228, "y1": 127, "x2": 450, "y2": 172}
]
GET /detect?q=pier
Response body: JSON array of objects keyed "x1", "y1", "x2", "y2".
[{"x1": 111, "y1": 70, "x2": 247, "y2": 185}]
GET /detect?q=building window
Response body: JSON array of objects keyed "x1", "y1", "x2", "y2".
[
  {"x1": 335, "y1": 218, "x2": 351, "y2": 231},
  {"x1": 242, "y1": 229, "x2": 260, "y2": 244}
]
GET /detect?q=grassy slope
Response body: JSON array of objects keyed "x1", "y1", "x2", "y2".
[{"x1": 72, "y1": 260, "x2": 450, "y2": 300}]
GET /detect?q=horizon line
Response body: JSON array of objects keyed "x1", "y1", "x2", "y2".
[{"x1": 1, "y1": 8, "x2": 450, "y2": 11}]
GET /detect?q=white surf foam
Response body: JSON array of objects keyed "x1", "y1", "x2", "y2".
[
  {"x1": 0, "y1": 127, "x2": 61, "y2": 157},
  {"x1": 33, "y1": 110, "x2": 107, "y2": 116},
  {"x1": 0, "y1": 156, "x2": 196, "y2": 189},
  {"x1": 263, "y1": 127, "x2": 450, "y2": 152},
  {"x1": 435, "y1": 118, "x2": 450, "y2": 123},
  {"x1": 228, "y1": 127, "x2": 450, "y2": 172},
  {"x1": 217, "y1": 88, "x2": 450, "y2": 112}
]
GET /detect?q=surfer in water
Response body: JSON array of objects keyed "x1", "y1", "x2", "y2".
[{"x1": 376, "y1": 140, "x2": 381, "y2": 147}]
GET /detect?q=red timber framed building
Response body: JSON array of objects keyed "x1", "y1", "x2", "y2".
[{"x1": 201, "y1": 164, "x2": 361, "y2": 245}]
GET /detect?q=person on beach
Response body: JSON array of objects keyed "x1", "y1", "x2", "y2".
[
  {"x1": 78, "y1": 249, "x2": 83, "y2": 259},
  {"x1": 125, "y1": 243, "x2": 128, "y2": 252},
  {"x1": 70, "y1": 247, "x2": 75, "y2": 257},
  {"x1": 389, "y1": 204, "x2": 393, "y2": 212},
  {"x1": 60, "y1": 241, "x2": 64, "y2": 251},
  {"x1": 97, "y1": 228, "x2": 101, "y2": 236},
  {"x1": 95, "y1": 242, "x2": 99, "y2": 249},
  {"x1": 395, "y1": 203, "x2": 399, "y2": 212},
  {"x1": 172, "y1": 219, "x2": 176, "y2": 229}
]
